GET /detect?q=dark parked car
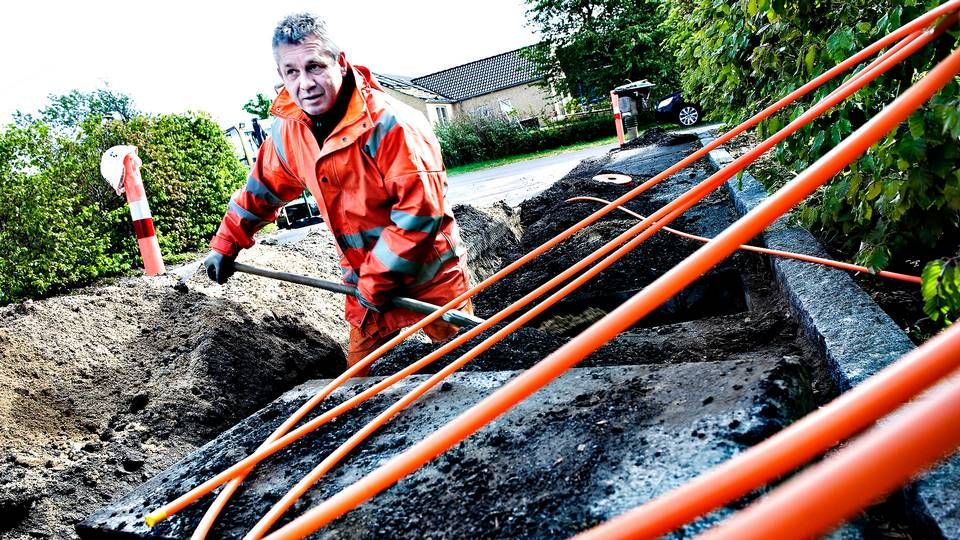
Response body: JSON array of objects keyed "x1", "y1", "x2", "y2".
[
  {"x1": 655, "y1": 92, "x2": 703, "y2": 127},
  {"x1": 612, "y1": 80, "x2": 704, "y2": 128}
]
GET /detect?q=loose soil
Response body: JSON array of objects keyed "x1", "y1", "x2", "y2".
[
  {"x1": 0, "y1": 231, "x2": 352, "y2": 539},
  {"x1": 0, "y1": 201, "x2": 525, "y2": 540}
]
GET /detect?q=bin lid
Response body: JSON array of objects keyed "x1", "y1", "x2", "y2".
[
  {"x1": 100, "y1": 145, "x2": 137, "y2": 194},
  {"x1": 613, "y1": 79, "x2": 656, "y2": 94}
]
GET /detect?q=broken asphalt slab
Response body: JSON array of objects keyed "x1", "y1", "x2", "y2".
[{"x1": 79, "y1": 357, "x2": 809, "y2": 539}]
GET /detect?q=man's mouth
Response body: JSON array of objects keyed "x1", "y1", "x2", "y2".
[{"x1": 302, "y1": 94, "x2": 324, "y2": 102}]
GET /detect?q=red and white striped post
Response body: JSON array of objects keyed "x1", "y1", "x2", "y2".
[
  {"x1": 610, "y1": 90, "x2": 625, "y2": 146},
  {"x1": 100, "y1": 145, "x2": 165, "y2": 276}
]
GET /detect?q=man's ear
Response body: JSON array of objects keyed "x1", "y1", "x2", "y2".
[{"x1": 338, "y1": 51, "x2": 348, "y2": 76}]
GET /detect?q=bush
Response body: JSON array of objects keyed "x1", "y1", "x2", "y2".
[
  {"x1": 666, "y1": 0, "x2": 960, "y2": 324},
  {"x1": 436, "y1": 113, "x2": 615, "y2": 167},
  {"x1": 0, "y1": 112, "x2": 245, "y2": 304}
]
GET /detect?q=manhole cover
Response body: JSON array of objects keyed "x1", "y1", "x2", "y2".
[{"x1": 593, "y1": 173, "x2": 632, "y2": 184}]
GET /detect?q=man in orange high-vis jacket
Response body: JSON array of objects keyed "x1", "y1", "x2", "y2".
[{"x1": 204, "y1": 13, "x2": 472, "y2": 375}]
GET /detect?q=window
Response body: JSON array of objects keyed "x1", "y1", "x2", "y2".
[{"x1": 435, "y1": 106, "x2": 449, "y2": 124}]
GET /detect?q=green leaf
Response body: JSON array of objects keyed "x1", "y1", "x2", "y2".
[
  {"x1": 861, "y1": 245, "x2": 891, "y2": 272},
  {"x1": 804, "y1": 46, "x2": 816, "y2": 76},
  {"x1": 810, "y1": 130, "x2": 827, "y2": 154},
  {"x1": 826, "y1": 28, "x2": 853, "y2": 60},
  {"x1": 908, "y1": 114, "x2": 925, "y2": 138},
  {"x1": 865, "y1": 182, "x2": 883, "y2": 201}
]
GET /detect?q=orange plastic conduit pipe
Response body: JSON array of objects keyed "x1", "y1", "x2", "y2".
[
  {"x1": 155, "y1": 13, "x2": 953, "y2": 533},
  {"x1": 566, "y1": 196, "x2": 922, "y2": 283},
  {"x1": 152, "y1": 5, "x2": 958, "y2": 530},
  {"x1": 700, "y1": 332, "x2": 960, "y2": 540},
  {"x1": 261, "y1": 43, "x2": 960, "y2": 540},
  {"x1": 245, "y1": 171, "x2": 741, "y2": 538},
  {"x1": 243, "y1": 24, "x2": 950, "y2": 536}
]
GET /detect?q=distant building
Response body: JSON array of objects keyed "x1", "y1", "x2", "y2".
[{"x1": 376, "y1": 47, "x2": 566, "y2": 127}]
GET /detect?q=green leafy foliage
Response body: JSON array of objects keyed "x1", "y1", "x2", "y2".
[
  {"x1": 523, "y1": 0, "x2": 679, "y2": 105},
  {"x1": 243, "y1": 93, "x2": 273, "y2": 120},
  {"x1": 922, "y1": 256, "x2": 960, "y2": 323},
  {"x1": 666, "y1": 0, "x2": 960, "y2": 325},
  {"x1": 435, "y1": 113, "x2": 614, "y2": 167},
  {"x1": 0, "y1": 97, "x2": 245, "y2": 305}
]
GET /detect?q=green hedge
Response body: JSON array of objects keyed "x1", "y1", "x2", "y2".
[
  {"x1": 666, "y1": 0, "x2": 960, "y2": 323},
  {"x1": 0, "y1": 113, "x2": 245, "y2": 304},
  {"x1": 436, "y1": 113, "x2": 615, "y2": 167}
]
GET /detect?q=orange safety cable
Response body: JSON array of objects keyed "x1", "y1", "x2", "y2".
[
  {"x1": 153, "y1": 5, "x2": 957, "y2": 529},
  {"x1": 700, "y1": 333, "x2": 960, "y2": 540},
  {"x1": 168, "y1": 12, "x2": 948, "y2": 532},
  {"x1": 567, "y1": 196, "x2": 922, "y2": 283},
  {"x1": 261, "y1": 41, "x2": 960, "y2": 540},
  {"x1": 245, "y1": 175, "x2": 726, "y2": 538},
  {"x1": 243, "y1": 23, "x2": 949, "y2": 536}
]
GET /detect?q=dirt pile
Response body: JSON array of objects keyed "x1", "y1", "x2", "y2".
[
  {"x1": 0, "y1": 204, "x2": 521, "y2": 540},
  {"x1": 473, "y1": 150, "x2": 742, "y2": 331},
  {"x1": 0, "y1": 230, "x2": 351, "y2": 539},
  {"x1": 452, "y1": 201, "x2": 523, "y2": 286},
  {"x1": 623, "y1": 126, "x2": 699, "y2": 149}
]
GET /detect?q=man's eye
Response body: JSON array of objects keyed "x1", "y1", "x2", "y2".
[
  {"x1": 286, "y1": 69, "x2": 298, "y2": 77},
  {"x1": 308, "y1": 64, "x2": 323, "y2": 73}
]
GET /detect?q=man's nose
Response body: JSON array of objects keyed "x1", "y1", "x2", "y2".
[{"x1": 299, "y1": 71, "x2": 317, "y2": 91}]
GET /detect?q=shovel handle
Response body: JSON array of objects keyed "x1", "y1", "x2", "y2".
[{"x1": 233, "y1": 263, "x2": 484, "y2": 328}]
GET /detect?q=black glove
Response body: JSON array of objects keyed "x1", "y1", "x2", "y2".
[
  {"x1": 204, "y1": 252, "x2": 236, "y2": 284},
  {"x1": 355, "y1": 289, "x2": 382, "y2": 312}
]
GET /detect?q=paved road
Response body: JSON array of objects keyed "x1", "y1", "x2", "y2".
[{"x1": 446, "y1": 143, "x2": 618, "y2": 207}]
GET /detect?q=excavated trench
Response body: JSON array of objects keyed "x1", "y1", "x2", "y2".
[{"x1": 78, "y1": 134, "x2": 923, "y2": 539}]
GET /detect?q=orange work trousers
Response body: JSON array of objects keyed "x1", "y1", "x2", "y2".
[{"x1": 346, "y1": 300, "x2": 474, "y2": 377}]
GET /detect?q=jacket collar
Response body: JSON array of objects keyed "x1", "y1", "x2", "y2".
[{"x1": 270, "y1": 65, "x2": 380, "y2": 133}]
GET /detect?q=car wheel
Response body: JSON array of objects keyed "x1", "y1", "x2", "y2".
[{"x1": 677, "y1": 104, "x2": 701, "y2": 126}]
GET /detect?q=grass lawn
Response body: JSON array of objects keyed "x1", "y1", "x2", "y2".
[{"x1": 446, "y1": 136, "x2": 619, "y2": 176}]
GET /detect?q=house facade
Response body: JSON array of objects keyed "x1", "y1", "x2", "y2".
[{"x1": 376, "y1": 47, "x2": 566, "y2": 127}]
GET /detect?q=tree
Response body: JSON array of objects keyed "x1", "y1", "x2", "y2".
[
  {"x1": 14, "y1": 87, "x2": 139, "y2": 130},
  {"x1": 523, "y1": 0, "x2": 678, "y2": 107},
  {"x1": 666, "y1": 0, "x2": 960, "y2": 326},
  {"x1": 243, "y1": 93, "x2": 273, "y2": 119}
]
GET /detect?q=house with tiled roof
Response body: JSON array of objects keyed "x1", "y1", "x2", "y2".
[{"x1": 376, "y1": 47, "x2": 565, "y2": 126}]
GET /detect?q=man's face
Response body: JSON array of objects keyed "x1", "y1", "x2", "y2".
[{"x1": 275, "y1": 37, "x2": 348, "y2": 116}]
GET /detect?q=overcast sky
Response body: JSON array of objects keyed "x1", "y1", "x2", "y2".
[{"x1": 1, "y1": 0, "x2": 540, "y2": 126}]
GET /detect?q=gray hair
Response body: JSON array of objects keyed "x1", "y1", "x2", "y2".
[{"x1": 272, "y1": 13, "x2": 341, "y2": 58}]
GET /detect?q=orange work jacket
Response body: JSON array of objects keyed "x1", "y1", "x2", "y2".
[{"x1": 210, "y1": 65, "x2": 469, "y2": 337}]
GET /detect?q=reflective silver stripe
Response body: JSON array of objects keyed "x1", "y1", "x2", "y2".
[
  {"x1": 337, "y1": 227, "x2": 383, "y2": 250},
  {"x1": 245, "y1": 175, "x2": 283, "y2": 206},
  {"x1": 372, "y1": 240, "x2": 422, "y2": 275},
  {"x1": 415, "y1": 249, "x2": 458, "y2": 285},
  {"x1": 229, "y1": 200, "x2": 265, "y2": 225},
  {"x1": 390, "y1": 210, "x2": 441, "y2": 233},
  {"x1": 370, "y1": 240, "x2": 460, "y2": 283},
  {"x1": 363, "y1": 110, "x2": 398, "y2": 158},
  {"x1": 128, "y1": 199, "x2": 152, "y2": 221},
  {"x1": 269, "y1": 121, "x2": 289, "y2": 168}
]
